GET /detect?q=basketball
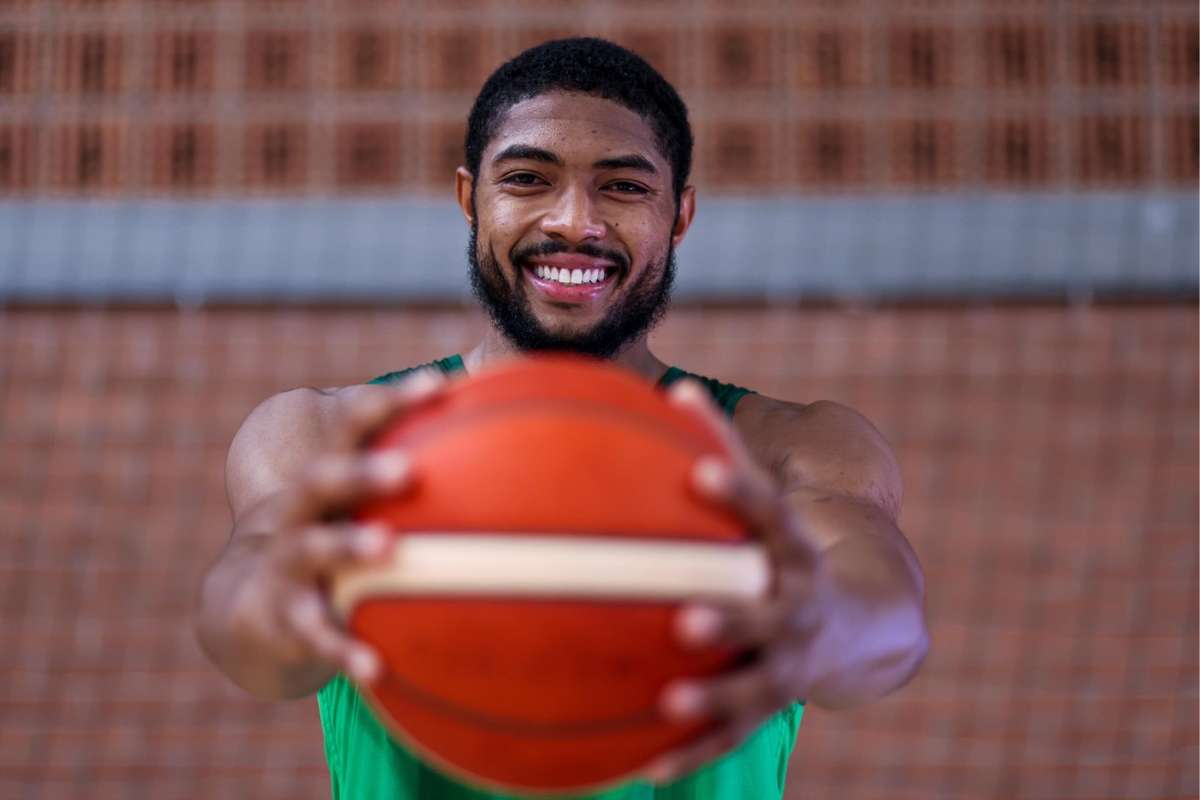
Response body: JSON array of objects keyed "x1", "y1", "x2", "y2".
[{"x1": 328, "y1": 355, "x2": 772, "y2": 794}]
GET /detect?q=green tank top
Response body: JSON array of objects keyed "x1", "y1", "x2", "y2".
[{"x1": 317, "y1": 354, "x2": 805, "y2": 799}]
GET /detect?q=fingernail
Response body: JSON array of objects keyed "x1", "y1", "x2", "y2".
[
  {"x1": 348, "y1": 648, "x2": 381, "y2": 683},
  {"x1": 368, "y1": 451, "x2": 409, "y2": 485},
  {"x1": 662, "y1": 682, "x2": 705, "y2": 719},
  {"x1": 354, "y1": 526, "x2": 389, "y2": 556},
  {"x1": 642, "y1": 761, "x2": 673, "y2": 784},
  {"x1": 290, "y1": 593, "x2": 323, "y2": 626},
  {"x1": 669, "y1": 379, "x2": 705, "y2": 405},
  {"x1": 678, "y1": 605, "x2": 722, "y2": 644},
  {"x1": 405, "y1": 370, "x2": 442, "y2": 396},
  {"x1": 694, "y1": 458, "x2": 729, "y2": 494}
]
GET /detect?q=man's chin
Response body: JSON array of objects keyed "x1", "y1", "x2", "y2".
[
  {"x1": 521, "y1": 325, "x2": 607, "y2": 353},
  {"x1": 528, "y1": 304, "x2": 607, "y2": 330}
]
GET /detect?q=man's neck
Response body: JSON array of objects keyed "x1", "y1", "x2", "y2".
[{"x1": 463, "y1": 329, "x2": 669, "y2": 384}]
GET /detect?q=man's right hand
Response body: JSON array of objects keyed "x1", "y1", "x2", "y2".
[{"x1": 195, "y1": 369, "x2": 446, "y2": 699}]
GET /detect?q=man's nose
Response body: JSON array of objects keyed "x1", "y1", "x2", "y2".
[{"x1": 539, "y1": 185, "x2": 606, "y2": 243}]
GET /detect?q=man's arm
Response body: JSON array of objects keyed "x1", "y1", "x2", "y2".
[
  {"x1": 742, "y1": 396, "x2": 927, "y2": 708},
  {"x1": 640, "y1": 384, "x2": 929, "y2": 784},
  {"x1": 194, "y1": 377, "x2": 441, "y2": 700}
]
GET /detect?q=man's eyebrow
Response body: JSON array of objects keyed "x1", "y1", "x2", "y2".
[
  {"x1": 491, "y1": 145, "x2": 658, "y2": 176},
  {"x1": 593, "y1": 154, "x2": 658, "y2": 175},
  {"x1": 491, "y1": 144, "x2": 562, "y2": 166}
]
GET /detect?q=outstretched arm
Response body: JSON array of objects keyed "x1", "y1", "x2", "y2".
[
  {"x1": 641, "y1": 383, "x2": 928, "y2": 784},
  {"x1": 194, "y1": 373, "x2": 445, "y2": 699}
]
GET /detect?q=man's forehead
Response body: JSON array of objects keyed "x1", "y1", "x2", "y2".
[{"x1": 486, "y1": 92, "x2": 664, "y2": 167}]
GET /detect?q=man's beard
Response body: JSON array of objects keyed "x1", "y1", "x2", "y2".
[{"x1": 467, "y1": 222, "x2": 675, "y2": 360}]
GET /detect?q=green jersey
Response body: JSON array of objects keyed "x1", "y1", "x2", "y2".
[{"x1": 317, "y1": 355, "x2": 805, "y2": 799}]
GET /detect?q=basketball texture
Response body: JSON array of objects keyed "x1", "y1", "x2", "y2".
[{"x1": 334, "y1": 355, "x2": 768, "y2": 794}]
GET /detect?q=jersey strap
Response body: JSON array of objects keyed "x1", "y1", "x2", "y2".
[{"x1": 368, "y1": 356, "x2": 753, "y2": 419}]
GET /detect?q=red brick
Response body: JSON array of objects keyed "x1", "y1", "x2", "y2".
[
  {"x1": 1073, "y1": 20, "x2": 1149, "y2": 87},
  {"x1": 1159, "y1": 17, "x2": 1198, "y2": 87},
  {"x1": 702, "y1": 26, "x2": 775, "y2": 91},
  {"x1": 889, "y1": 118, "x2": 959, "y2": 186},
  {"x1": 150, "y1": 30, "x2": 216, "y2": 93},
  {"x1": 1076, "y1": 115, "x2": 1150, "y2": 185},
  {"x1": 336, "y1": 27, "x2": 409, "y2": 91},
  {"x1": 888, "y1": 25, "x2": 955, "y2": 90},
  {"x1": 144, "y1": 124, "x2": 218, "y2": 191},
  {"x1": 54, "y1": 31, "x2": 125, "y2": 94},
  {"x1": 0, "y1": 29, "x2": 38, "y2": 93},
  {"x1": 980, "y1": 21, "x2": 1051, "y2": 89},
  {"x1": 983, "y1": 117, "x2": 1056, "y2": 185},
  {"x1": 334, "y1": 121, "x2": 405, "y2": 188},
  {"x1": 46, "y1": 123, "x2": 126, "y2": 192},
  {"x1": 244, "y1": 29, "x2": 309, "y2": 92},
  {"x1": 424, "y1": 26, "x2": 499, "y2": 91}
]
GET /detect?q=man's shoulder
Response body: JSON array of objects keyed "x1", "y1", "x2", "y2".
[
  {"x1": 240, "y1": 383, "x2": 363, "y2": 435},
  {"x1": 228, "y1": 382, "x2": 396, "y2": 473},
  {"x1": 734, "y1": 392, "x2": 901, "y2": 515},
  {"x1": 735, "y1": 392, "x2": 883, "y2": 446},
  {"x1": 225, "y1": 378, "x2": 431, "y2": 518},
  {"x1": 243, "y1": 360, "x2": 453, "y2": 442},
  {"x1": 737, "y1": 391, "x2": 872, "y2": 432},
  {"x1": 731, "y1": 391, "x2": 807, "y2": 471}
]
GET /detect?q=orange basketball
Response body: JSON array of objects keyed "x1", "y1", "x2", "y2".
[{"x1": 330, "y1": 355, "x2": 771, "y2": 794}]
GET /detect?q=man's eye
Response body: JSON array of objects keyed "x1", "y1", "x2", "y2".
[
  {"x1": 503, "y1": 173, "x2": 542, "y2": 186},
  {"x1": 608, "y1": 181, "x2": 648, "y2": 194}
]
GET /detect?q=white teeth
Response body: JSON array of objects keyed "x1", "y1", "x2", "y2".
[{"x1": 534, "y1": 265, "x2": 609, "y2": 285}]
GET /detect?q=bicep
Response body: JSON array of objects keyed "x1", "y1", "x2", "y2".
[
  {"x1": 764, "y1": 399, "x2": 903, "y2": 520},
  {"x1": 765, "y1": 400, "x2": 919, "y2": 590},
  {"x1": 225, "y1": 387, "x2": 330, "y2": 530}
]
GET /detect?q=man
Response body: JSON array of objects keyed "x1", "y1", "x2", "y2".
[{"x1": 195, "y1": 38, "x2": 928, "y2": 799}]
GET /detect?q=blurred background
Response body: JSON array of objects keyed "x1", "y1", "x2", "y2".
[{"x1": 0, "y1": 1, "x2": 1196, "y2": 799}]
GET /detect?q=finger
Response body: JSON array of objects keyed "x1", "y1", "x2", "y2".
[
  {"x1": 333, "y1": 369, "x2": 448, "y2": 453},
  {"x1": 280, "y1": 450, "x2": 412, "y2": 526},
  {"x1": 694, "y1": 458, "x2": 780, "y2": 534},
  {"x1": 659, "y1": 654, "x2": 806, "y2": 725},
  {"x1": 669, "y1": 381, "x2": 817, "y2": 566},
  {"x1": 281, "y1": 589, "x2": 382, "y2": 683},
  {"x1": 694, "y1": 457, "x2": 818, "y2": 567},
  {"x1": 667, "y1": 379, "x2": 756, "y2": 469},
  {"x1": 639, "y1": 713, "x2": 772, "y2": 786},
  {"x1": 676, "y1": 595, "x2": 819, "y2": 650},
  {"x1": 274, "y1": 521, "x2": 394, "y2": 579}
]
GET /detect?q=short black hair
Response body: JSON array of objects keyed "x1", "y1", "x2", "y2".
[{"x1": 464, "y1": 37, "x2": 693, "y2": 207}]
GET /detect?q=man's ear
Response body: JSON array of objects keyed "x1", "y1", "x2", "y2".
[
  {"x1": 671, "y1": 185, "x2": 696, "y2": 249},
  {"x1": 455, "y1": 167, "x2": 475, "y2": 225}
]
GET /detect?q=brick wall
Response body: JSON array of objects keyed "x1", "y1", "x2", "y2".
[
  {"x1": 1, "y1": 305, "x2": 1196, "y2": 799},
  {"x1": 0, "y1": 1, "x2": 1195, "y2": 196}
]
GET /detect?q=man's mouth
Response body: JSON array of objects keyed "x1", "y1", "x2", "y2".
[
  {"x1": 530, "y1": 263, "x2": 612, "y2": 286},
  {"x1": 522, "y1": 260, "x2": 618, "y2": 301}
]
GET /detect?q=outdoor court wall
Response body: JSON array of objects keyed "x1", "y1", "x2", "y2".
[{"x1": 1, "y1": 304, "x2": 1195, "y2": 800}]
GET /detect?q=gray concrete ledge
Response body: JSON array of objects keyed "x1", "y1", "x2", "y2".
[{"x1": 0, "y1": 192, "x2": 1195, "y2": 303}]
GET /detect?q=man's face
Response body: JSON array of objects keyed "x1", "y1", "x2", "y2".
[{"x1": 460, "y1": 91, "x2": 692, "y2": 359}]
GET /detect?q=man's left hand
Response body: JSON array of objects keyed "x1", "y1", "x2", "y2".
[{"x1": 638, "y1": 380, "x2": 841, "y2": 785}]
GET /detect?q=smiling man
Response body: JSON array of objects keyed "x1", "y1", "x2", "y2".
[{"x1": 195, "y1": 38, "x2": 928, "y2": 799}]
